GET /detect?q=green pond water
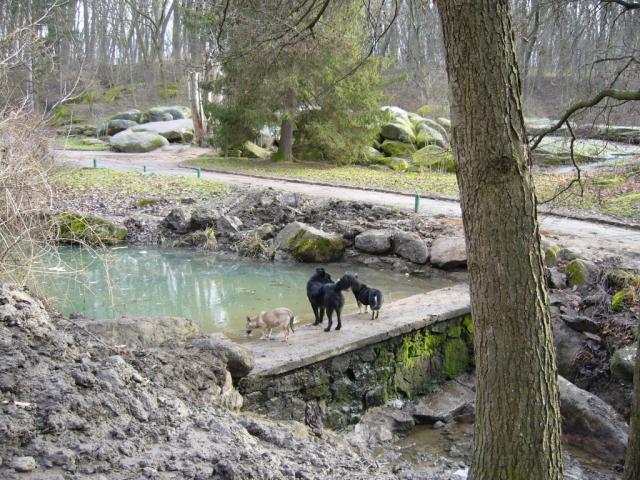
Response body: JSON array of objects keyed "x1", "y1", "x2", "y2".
[{"x1": 36, "y1": 247, "x2": 454, "y2": 339}]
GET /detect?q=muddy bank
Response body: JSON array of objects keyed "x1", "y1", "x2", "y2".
[{"x1": 0, "y1": 283, "x2": 401, "y2": 479}]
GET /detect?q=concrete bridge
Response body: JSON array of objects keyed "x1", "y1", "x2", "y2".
[{"x1": 239, "y1": 284, "x2": 473, "y2": 429}]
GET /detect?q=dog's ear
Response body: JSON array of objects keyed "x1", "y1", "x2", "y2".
[{"x1": 246, "y1": 316, "x2": 251, "y2": 322}]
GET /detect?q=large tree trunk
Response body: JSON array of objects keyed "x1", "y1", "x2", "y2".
[
  {"x1": 435, "y1": 2, "x2": 563, "y2": 479},
  {"x1": 189, "y1": 71, "x2": 207, "y2": 147},
  {"x1": 625, "y1": 335, "x2": 640, "y2": 480},
  {"x1": 278, "y1": 119, "x2": 293, "y2": 161}
]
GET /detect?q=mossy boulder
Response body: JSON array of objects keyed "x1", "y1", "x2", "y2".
[
  {"x1": 380, "y1": 140, "x2": 416, "y2": 159},
  {"x1": 110, "y1": 130, "x2": 169, "y2": 153},
  {"x1": 107, "y1": 109, "x2": 142, "y2": 123},
  {"x1": 610, "y1": 344, "x2": 637, "y2": 383},
  {"x1": 131, "y1": 119, "x2": 194, "y2": 143},
  {"x1": 146, "y1": 106, "x2": 192, "y2": 122},
  {"x1": 51, "y1": 212, "x2": 127, "y2": 246},
  {"x1": 380, "y1": 123, "x2": 415, "y2": 144},
  {"x1": 435, "y1": 117, "x2": 451, "y2": 130},
  {"x1": 243, "y1": 140, "x2": 271, "y2": 159},
  {"x1": 415, "y1": 124, "x2": 447, "y2": 148},
  {"x1": 98, "y1": 119, "x2": 138, "y2": 136},
  {"x1": 289, "y1": 228, "x2": 345, "y2": 263},
  {"x1": 384, "y1": 157, "x2": 410, "y2": 171},
  {"x1": 381, "y1": 105, "x2": 410, "y2": 122},
  {"x1": 564, "y1": 259, "x2": 597, "y2": 287},
  {"x1": 544, "y1": 244, "x2": 561, "y2": 266},
  {"x1": 275, "y1": 221, "x2": 344, "y2": 262},
  {"x1": 411, "y1": 146, "x2": 456, "y2": 173}
]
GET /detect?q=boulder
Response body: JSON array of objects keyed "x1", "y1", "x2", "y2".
[
  {"x1": 380, "y1": 123, "x2": 414, "y2": 144},
  {"x1": 352, "y1": 406, "x2": 415, "y2": 444},
  {"x1": 410, "y1": 379, "x2": 474, "y2": 425},
  {"x1": 430, "y1": 236, "x2": 467, "y2": 269},
  {"x1": 381, "y1": 105, "x2": 410, "y2": 122},
  {"x1": 216, "y1": 215, "x2": 243, "y2": 235},
  {"x1": 420, "y1": 118, "x2": 448, "y2": 139},
  {"x1": 547, "y1": 268, "x2": 567, "y2": 289},
  {"x1": 243, "y1": 140, "x2": 271, "y2": 159},
  {"x1": 10, "y1": 456, "x2": 36, "y2": 473},
  {"x1": 189, "y1": 207, "x2": 220, "y2": 230},
  {"x1": 110, "y1": 129, "x2": 169, "y2": 153},
  {"x1": 379, "y1": 139, "x2": 415, "y2": 158},
  {"x1": 559, "y1": 376, "x2": 629, "y2": 463},
  {"x1": 132, "y1": 119, "x2": 194, "y2": 143},
  {"x1": 76, "y1": 316, "x2": 202, "y2": 349},
  {"x1": 354, "y1": 230, "x2": 392, "y2": 254},
  {"x1": 291, "y1": 228, "x2": 345, "y2": 263},
  {"x1": 560, "y1": 314, "x2": 599, "y2": 334},
  {"x1": 415, "y1": 123, "x2": 447, "y2": 148},
  {"x1": 51, "y1": 212, "x2": 127, "y2": 246},
  {"x1": 256, "y1": 126, "x2": 275, "y2": 148},
  {"x1": 610, "y1": 344, "x2": 637, "y2": 383},
  {"x1": 384, "y1": 157, "x2": 410, "y2": 171},
  {"x1": 145, "y1": 105, "x2": 192, "y2": 122},
  {"x1": 187, "y1": 333, "x2": 254, "y2": 380},
  {"x1": 392, "y1": 232, "x2": 428, "y2": 264},
  {"x1": 564, "y1": 259, "x2": 598, "y2": 287},
  {"x1": 274, "y1": 221, "x2": 306, "y2": 250},
  {"x1": 99, "y1": 119, "x2": 138, "y2": 136},
  {"x1": 107, "y1": 109, "x2": 142, "y2": 123},
  {"x1": 553, "y1": 318, "x2": 588, "y2": 380},
  {"x1": 435, "y1": 117, "x2": 451, "y2": 130},
  {"x1": 411, "y1": 146, "x2": 456, "y2": 173},
  {"x1": 161, "y1": 208, "x2": 190, "y2": 233}
]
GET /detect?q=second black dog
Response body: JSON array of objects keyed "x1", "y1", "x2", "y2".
[
  {"x1": 319, "y1": 274, "x2": 357, "y2": 332},
  {"x1": 346, "y1": 274, "x2": 384, "y2": 320},
  {"x1": 306, "y1": 267, "x2": 333, "y2": 326}
]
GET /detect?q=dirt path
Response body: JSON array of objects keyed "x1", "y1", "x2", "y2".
[{"x1": 55, "y1": 147, "x2": 640, "y2": 268}]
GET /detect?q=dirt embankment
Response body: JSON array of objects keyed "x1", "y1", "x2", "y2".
[{"x1": 0, "y1": 283, "x2": 397, "y2": 479}]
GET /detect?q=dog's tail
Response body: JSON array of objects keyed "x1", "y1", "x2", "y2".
[
  {"x1": 290, "y1": 314, "x2": 295, "y2": 333},
  {"x1": 372, "y1": 292, "x2": 384, "y2": 311}
]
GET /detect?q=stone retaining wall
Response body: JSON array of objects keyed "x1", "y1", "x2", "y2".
[{"x1": 239, "y1": 312, "x2": 473, "y2": 430}]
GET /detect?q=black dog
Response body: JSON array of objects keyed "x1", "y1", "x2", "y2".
[
  {"x1": 345, "y1": 274, "x2": 384, "y2": 320},
  {"x1": 319, "y1": 274, "x2": 357, "y2": 332},
  {"x1": 306, "y1": 267, "x2": 333, "y2": 326}
]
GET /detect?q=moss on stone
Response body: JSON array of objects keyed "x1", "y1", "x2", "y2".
[
  {"x1": 51, "y1": 212, "x2": 127, "y2": 246},
  {"x1": 443, "y1": 338, "x2": 470, "y2": 378},
  {"x1": 308, "y1": 382, "x2": 331, "y2": 399},
  {"x1": 396, "y1": 330, "x2": 446, "y2": 369},
  {"x1": 565, "y1": 259, "x2": 590, "y2": 287},
  {"x1": 544, "y1": 245, "x2": 561, "y2": 266},
  {"x1": 288, "y1": 229, "x2": 345, "y2": 263},
  {"x1": 612, "y1": 287, "x2": 633, "y2": 312},
  {"x1": 447, "y1": 326, "x2": 463, "y2": 338},
  {"x1": 379, "y1": 140, "x2": 416, "y2": 159}
]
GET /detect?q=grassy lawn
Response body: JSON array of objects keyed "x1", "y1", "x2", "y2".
[
  {"x1": 185, "y1": 155, "x2": 460, "y2": 197},
  {"x1": 55, "y1": 136, "x2": 110, "y2": 151},
  {"x1": 52, "y1": 166, "x2": 229, "y2": 198},
  {"x1": 185, "y1": 155, "x2": 640, "y2": 222}
]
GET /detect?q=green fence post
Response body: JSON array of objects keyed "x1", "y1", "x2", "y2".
[
  {"x1": 414, "y1": 193, "x2": 420, "y2": 213},
  {"x1": 92, "y1": 158, "x2": 97, "y2": 169},
  {"x1": 143, "y1": 165, "x2": 147, "y2": 173},
  {"x1": 196, "y1": 167, "x2": 202, "y2": 179}
]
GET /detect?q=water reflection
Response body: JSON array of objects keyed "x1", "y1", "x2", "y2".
[{"x1": 36, "y1": 247, "x2": 453, "y2": 337}]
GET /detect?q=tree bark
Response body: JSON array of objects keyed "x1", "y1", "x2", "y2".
[
  {"x1": 189, "y1": 71, "x2": 207, "y2": 147},
  {"x1": 278, "y1": 119, "x2": 293, "y2": 161},
  {"x1": 435, "y1": 2, "x2": 564, "y2": 479},
  {"x1": 625, "y1": 335, "x2": 640, "y2": 480}
]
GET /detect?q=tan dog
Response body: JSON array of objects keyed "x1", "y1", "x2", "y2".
[{"x1": 246, "y1": 308, "x2": 295, "y2": 343}]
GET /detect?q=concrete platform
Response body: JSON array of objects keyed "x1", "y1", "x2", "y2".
[{"x1": 243, "y1": 283, "x2": 470, "y2": 376}]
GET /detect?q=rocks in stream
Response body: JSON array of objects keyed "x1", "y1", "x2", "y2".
[
  {"x1": 610, "y1": 344, "x2": 637, "y2": 383},
  {"x1": 275, "y1": 221, "x2": 346, "y2": 262},
  {"x1": 429, "y1": 236, "x2": 467, "y2": 270},
  {"x1": 354, "y1": 230, "x2": 392, "y2": 254},
  {"x1": 392, "y1": 231, "x2": 428, "y2": 264}
]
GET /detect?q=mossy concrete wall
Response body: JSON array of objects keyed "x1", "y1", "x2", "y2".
[{"x1": 239, "y1": 289, "x2": 472, "y2": 430}]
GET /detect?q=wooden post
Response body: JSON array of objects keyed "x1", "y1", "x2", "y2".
[{"x1": 189, "y1": 71, "x2": 207, "y2": 147}]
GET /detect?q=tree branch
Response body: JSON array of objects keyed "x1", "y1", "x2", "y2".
[
  {"x1": 530, "y1": 88, "x2": 640, "y2": 149},
  {"x1": 601, "y1": 0, "x2": 640, "y2": 10}
]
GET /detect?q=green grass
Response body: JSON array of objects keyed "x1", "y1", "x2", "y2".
[
  {"x1": 56, "y1": 137, "x2": 110, "y2": 151},
  {"x1": 184, "y1": 155, "x2": 460, "y2": 197},
  {"x1": 52, "y1": 167, "x2": 229, "y2": 197}
]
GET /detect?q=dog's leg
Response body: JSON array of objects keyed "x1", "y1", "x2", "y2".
[
  {"x1": 371, "y1": 310, "x2": 375, "y2": 321},
  {"x1": 311, "y1": 305, "x2": 320, "y2": 325},
  {"x1": 319, "y1": 306, "x2": 326, "y2": 325},
  {"x1": 364, "y1": 304, "x2": 368, "y2": 314},
  {"x1": 283, "y1": 326, "x2": 289, "y2": 343},
  {"x1": 357, "y1": 300, "x2": 363, "y2": 314},
  {"x1": 324, "y1": 310, "x2": 333, "y2": 332},
  {"x1": 335, "y1": 308, "x2": 342, "y2": 330}
]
